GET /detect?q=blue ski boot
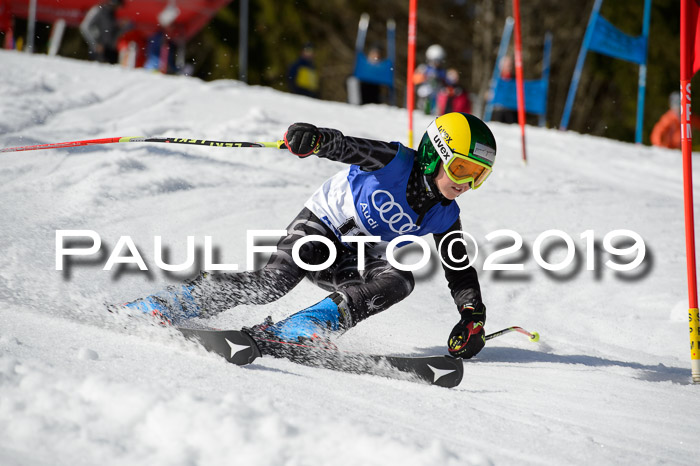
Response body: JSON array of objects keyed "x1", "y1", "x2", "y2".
[
  {"x1": 244, "y1": 292, "x2": 352, "y2": 345},
  {"x1": 121, "y1": 284, "x2": 201, "y2": 325}
]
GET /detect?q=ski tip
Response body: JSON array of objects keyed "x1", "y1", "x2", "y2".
[
  {"x1": 178, "y1": 327, "x2": 261, "y2": 366},
  {"x1": 529, "y1": 331, "x2": 540, "y2": 342},
  {"x1": 425, "y1": 356, "x2": 463, "y2": 388}
]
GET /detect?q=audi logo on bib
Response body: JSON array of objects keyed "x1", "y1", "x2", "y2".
[{"x1": 370, "y1": 190, "x2": 419, "y2": 234}]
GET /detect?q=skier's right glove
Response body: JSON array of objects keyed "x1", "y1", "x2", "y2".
[
  {"x1": 284, "y1": 122, "x2": 322, "y2": 157},
  {"x1": 447, "y1": 302, "x2": 486, "y2": 359}
]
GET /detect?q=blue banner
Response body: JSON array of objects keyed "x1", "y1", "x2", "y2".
[
  {"x1": 560, "y1": 0, "x2": 651, "y2": 143},
  {"x1": 484, "y1": 20, "x2": 551, "y2": 124},
  {"x1": 588, "y1": 15, "x2": 647, "y2": 65},
  {"x1": 492, "y1": 78, "x2": 548, "y2": 116},
  {"x1": 353, "y1": 53, "x2": 394, "y2": 87}
]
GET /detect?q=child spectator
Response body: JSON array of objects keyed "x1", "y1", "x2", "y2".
[{"x1": 437, "y1": 68, "x2": 471, "y2": 115}]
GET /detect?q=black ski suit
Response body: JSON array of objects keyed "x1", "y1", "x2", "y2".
[{"x1": 189, "y1": 128, "x2": 483, "y2": 327}]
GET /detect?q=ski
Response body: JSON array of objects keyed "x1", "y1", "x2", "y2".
[
  {"x1": 178, "y1": 327, "x2": 463, "y2": 388},
  {"x1": 178, "y1": 327, "x2": 262, "y2": 365}
]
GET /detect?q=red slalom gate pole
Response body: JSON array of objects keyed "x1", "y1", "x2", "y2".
[
  {"x1": 512, "y1": 0, "x2": 527, "y2": 163},
  {"x1": 680, "y1": 0, "x2": 700, "y2": 383},
  {"x1": 406, "y1": 0, "x2": 417, "y2": 148}
]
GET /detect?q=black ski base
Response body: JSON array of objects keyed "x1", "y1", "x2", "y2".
[{"x1": 178, "y1": 327, "x2": 463, "y2": 388}]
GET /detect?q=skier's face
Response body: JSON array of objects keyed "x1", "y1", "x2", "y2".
[{"x1": 434, "y1": 166, "x2": 470, "y2": 200}]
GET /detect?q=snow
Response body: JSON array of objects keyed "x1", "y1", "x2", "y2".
[{"x1": 1, "y1": 50, "x2": 700, "y2": 465}]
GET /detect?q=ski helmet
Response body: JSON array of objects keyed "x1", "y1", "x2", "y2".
[
  {"x1": 416, "y1": 112, "x2": 497, "y2": 189},
  {"x1": 425, "y1": 44, "x2": 446, "y2": 63}
]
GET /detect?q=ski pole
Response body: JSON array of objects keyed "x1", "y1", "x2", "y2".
[
  {"x1": 0, "y1": 136, "x2": 287, "y2": 153},
  {"x1": 486, "y1": 326, "x2": 540, "y2": 342}
]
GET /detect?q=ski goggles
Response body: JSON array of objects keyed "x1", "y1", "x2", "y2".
[{"x1": 425, "y1": 121, "x2": 493, "y2": 188}]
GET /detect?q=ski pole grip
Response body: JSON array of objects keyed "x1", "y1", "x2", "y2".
[{"x1": 261, "y1": 140, "x2": 287, "y2": 149}]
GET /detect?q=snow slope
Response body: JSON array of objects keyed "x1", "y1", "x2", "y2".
[{"x1": 1, "y1": 51, "x2": 699, "y2": 465}]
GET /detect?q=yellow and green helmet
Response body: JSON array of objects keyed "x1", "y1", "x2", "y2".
[{"x1": 416, "y1": 112, "x2": 497, "y2": 189}]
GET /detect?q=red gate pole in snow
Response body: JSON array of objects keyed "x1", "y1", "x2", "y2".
[
  {"x1": 512, "y1": 0, "x2": 527, "y2": 163},
  {"x1": 680, "y1": 0, "x2": 700, "y2": 383},
  {"x1": 406, "y1": 0, "x2": 417, "y2": 148}
]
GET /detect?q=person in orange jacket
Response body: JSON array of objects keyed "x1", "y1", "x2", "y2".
[{"x1": 651, "y1": 92, "x2": 700, "y2": 149}]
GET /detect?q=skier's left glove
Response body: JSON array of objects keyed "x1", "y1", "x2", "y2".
[
  {"x1": 447, "y1": 302, "x2": 486, "y2": 359},
  {"x1": 284, "y1": 122, "x2": 322, "y2": 157}
]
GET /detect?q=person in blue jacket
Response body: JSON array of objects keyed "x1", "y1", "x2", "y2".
[{"x1": 124, "y1": 112, "x2": 497, "y2": 359}]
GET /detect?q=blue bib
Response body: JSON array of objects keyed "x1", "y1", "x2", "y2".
[{"x1": 347, "y1": 144, "x2": 459, "y2": 243}]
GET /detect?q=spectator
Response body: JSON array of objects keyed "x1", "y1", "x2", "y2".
[
  {"x1": 80, "y1": 0, "x2": 128, "y2": 64},
  {"x1": 437, "y1": 68, "x2": 471, "y2": 115},
  {"x1": 651, "y1": 92, "x2": 700, "y2": 149},
  {"x1": 359, "y1": 43, "x2": 384, "y2": 105},
  {"x1": 490, "y1": 55, "x2": 518, "y2": 124},
  {"x1": 413, "y1": 44, "x2": 447, "y2": 115},
  {"x1": 287, "y1": 43, "x2": 320, "y2": 98},
  {"x1": 498, "y1": 55, "x2": 514, "y2": 80},
  {"x1": 143, "y1": 30, "x2": 178, "y2": 74}
]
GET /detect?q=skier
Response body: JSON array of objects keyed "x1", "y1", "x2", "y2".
[{"x1": 121, "y1": 112, "x2": 496, "y2": 360}]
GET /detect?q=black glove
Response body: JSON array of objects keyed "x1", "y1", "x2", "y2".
[
  {"x1": 447, "y1": 302, "x2": 486, "y2": 359},
  {"x1": 284, "y1": 123, "x2": 322, "y2": 157}
]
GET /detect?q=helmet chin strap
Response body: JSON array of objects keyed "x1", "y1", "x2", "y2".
[{"x1": 424, "y1": 166, "x2": 451, "y2": 204}]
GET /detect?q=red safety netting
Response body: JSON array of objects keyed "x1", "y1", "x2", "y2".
[{"x1": 3, "y1": 0, "x2": 232, "y2": 41}]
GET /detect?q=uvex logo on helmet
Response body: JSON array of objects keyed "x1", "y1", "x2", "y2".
[
  {"x1": 432, "y1": 134, "x2": 449, "y2": 157},
  {"x1": 427, "y1": 121, "x2": 453, "y2": 164},
  {"x1": 438, "y1": 125, "x2": 452, "y2": 144}
]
